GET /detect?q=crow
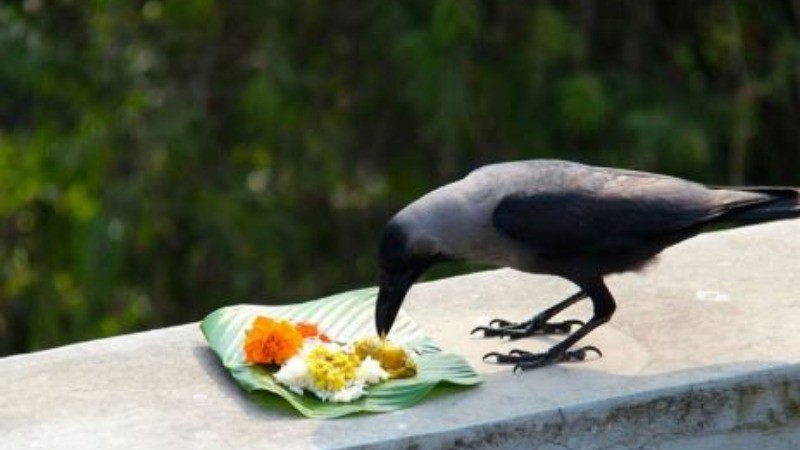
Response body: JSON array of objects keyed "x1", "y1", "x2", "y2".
[{"x1": 374, "y1": 160, "x2": 800, "y2": 371}]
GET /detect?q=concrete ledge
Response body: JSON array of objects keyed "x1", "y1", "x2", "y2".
[{"x1": 3, "y1": 220, "x2": 800, "y2": 449}]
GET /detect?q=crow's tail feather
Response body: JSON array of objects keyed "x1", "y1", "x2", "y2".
[{"x1": 716, "y1": 187, "x2": 800, "y2": 225}]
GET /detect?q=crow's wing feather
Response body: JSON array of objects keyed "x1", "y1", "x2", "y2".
[{"x1": 490, "y1": 172, "x2": 755, "y2": 258}]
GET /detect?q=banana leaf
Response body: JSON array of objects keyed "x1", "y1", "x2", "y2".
[{"x1": 201, "y1": 287, "x2": 482, "y2": 419}]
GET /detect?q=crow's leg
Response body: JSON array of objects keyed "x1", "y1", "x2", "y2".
[
  {"x1": 471, "y1": 290, "x2": 587, "y2": 339},
  {"x1": 483, "y1": 279, "x2": 616, "y2": 371}
]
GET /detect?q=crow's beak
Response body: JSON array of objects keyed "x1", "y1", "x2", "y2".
[{"x1": 375, "y1": 268, "x2": 418, "y2": 337}]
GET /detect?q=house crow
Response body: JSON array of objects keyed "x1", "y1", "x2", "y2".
[{"x1": 375, "y1": 160, "x2": 800, "y2": 371}]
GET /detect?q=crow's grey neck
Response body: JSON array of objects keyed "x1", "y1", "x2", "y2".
[{"x1": 395, "y1": 177, "x2": 531, "y2": 269}]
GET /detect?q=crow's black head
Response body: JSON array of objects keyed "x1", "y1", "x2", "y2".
[
  {"x1": 378, "y1": 220, "x2": 414, "y2": 272},
  {"x1": 379, "y1": 219, "x2": 452, "y2": 270},
  {"x1": 375, "y1": 219, "x2": 449, "y2": 336}
]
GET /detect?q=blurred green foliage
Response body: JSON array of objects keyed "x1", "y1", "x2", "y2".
[{"x1": 1, "y1": 1, "x2": 799, "y2": 355}]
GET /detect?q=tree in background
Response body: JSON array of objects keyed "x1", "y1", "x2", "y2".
[{"x1": 1, "y1": 1, "x2": 799, "y2": 355}]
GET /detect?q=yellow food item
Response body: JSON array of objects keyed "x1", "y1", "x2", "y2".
[
  {"x1": 354, "y1": 336, "x2": 383, "y2": 360},
  {"x1": 354, "y1": 336, "x2": 417, "y2": 379},
  {"x1": 306, "y1": 345, "x2": 361, "y2": 391}
]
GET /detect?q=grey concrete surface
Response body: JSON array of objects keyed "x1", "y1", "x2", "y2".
[{"x1": 3, "y1": 219, "x2": 800, "y2": 449}]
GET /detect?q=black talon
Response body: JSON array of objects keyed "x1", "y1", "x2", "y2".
[
  {"x1": 578, "y1": 345, "x2": 602, "y2": 358},
  {"x1": 469, "y1": 291, "x2": 601, "y2": 370},
  {"x1": 471, "y1": 326, "x2": 508, "y2": 338},
  {"x1": 472, "y1": 317, "x2": 585, "y2": 339},
  {"x1": 488, "y1": 318, "x2": 514, "y2": 327},
  {"x1": 482, "y1": 351, "x2": 504, "y2": 362},
  {"x1": 470, "y1": 326, "x2": 486, "y2": 336},
  {"x1": 487, "y1": 344, "x2": 604, "y2": 371}
]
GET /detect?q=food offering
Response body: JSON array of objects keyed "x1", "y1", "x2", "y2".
[
  {"x1": 242, "y1": 316, "x2": 417, "y2": 403},
  {"x1": 201, "y1": 288, "x2": 482, "y2": 418}
]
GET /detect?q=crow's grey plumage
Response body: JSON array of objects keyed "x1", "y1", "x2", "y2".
[{"x1": 375, "y1": 160, "x2": 800, "y2": 370}]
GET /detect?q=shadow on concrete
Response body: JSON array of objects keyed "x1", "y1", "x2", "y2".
[{"x1": 191, "y1": 345, "x2": 301, "y2": 421}]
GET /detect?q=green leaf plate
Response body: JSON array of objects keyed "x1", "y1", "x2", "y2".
[{"x1": 201, "y1": 287, "x2": 482, "y2": 419}]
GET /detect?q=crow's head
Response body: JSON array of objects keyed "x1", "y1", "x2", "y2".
[{"x1": 375, "y1": 219, "x2": 449, "y2": 336}]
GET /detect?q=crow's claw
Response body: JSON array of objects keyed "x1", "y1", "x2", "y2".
[
  {"x1": 576, "y1": 345, "x2": 602, "y2": 359},
  {"x1": 515, "y1": 345, "x2": 604, "y2": 371},
  {"x1": 488, "y1": 318, "x2": 515, "y2": 327},
  {"x1": 472, "y1": 317, "x2": 584, "y2": 339},
  {"x1": 485, "y1": 345, "x2": 603, "y2": 371},
  {"x1": 470, "y1": 326, "x2": 508, "y2": 338},
  {"x1": 482, "y1": 351, "x2": 519, "y2": 364},
  {"x1": 482, "y1": 352, "x2": 497, "y2": 362}
]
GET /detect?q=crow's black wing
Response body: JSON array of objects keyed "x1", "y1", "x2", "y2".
[{"x1": 491, "y1": 171, "x2": 763, "y2": 258}]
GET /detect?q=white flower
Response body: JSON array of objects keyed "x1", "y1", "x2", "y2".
[
  {"x1": 274, "y1": 352, "x2": 311, "y2": 393},
  {"x1": 357, "y1": 356, "x2": 389, "y2": 384},
  {"x1": 329, "y1": 384, "x2": 365, "y2": 403}
]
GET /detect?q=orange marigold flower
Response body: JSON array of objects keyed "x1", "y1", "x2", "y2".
[
  {"x1": 244, "y1": 316, "x2": 303, "y2": 365},
  {"x1": 295, "y1": 322, "x2": 331, "y2": 343}
]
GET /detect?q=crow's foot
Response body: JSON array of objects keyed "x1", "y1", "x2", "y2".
[
  {"x1": 470, "y1": 317, "x2": 583, "y2": 339},
  {"x1": 482, "y1": 346, "x2": 602, "y2": 371}
]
